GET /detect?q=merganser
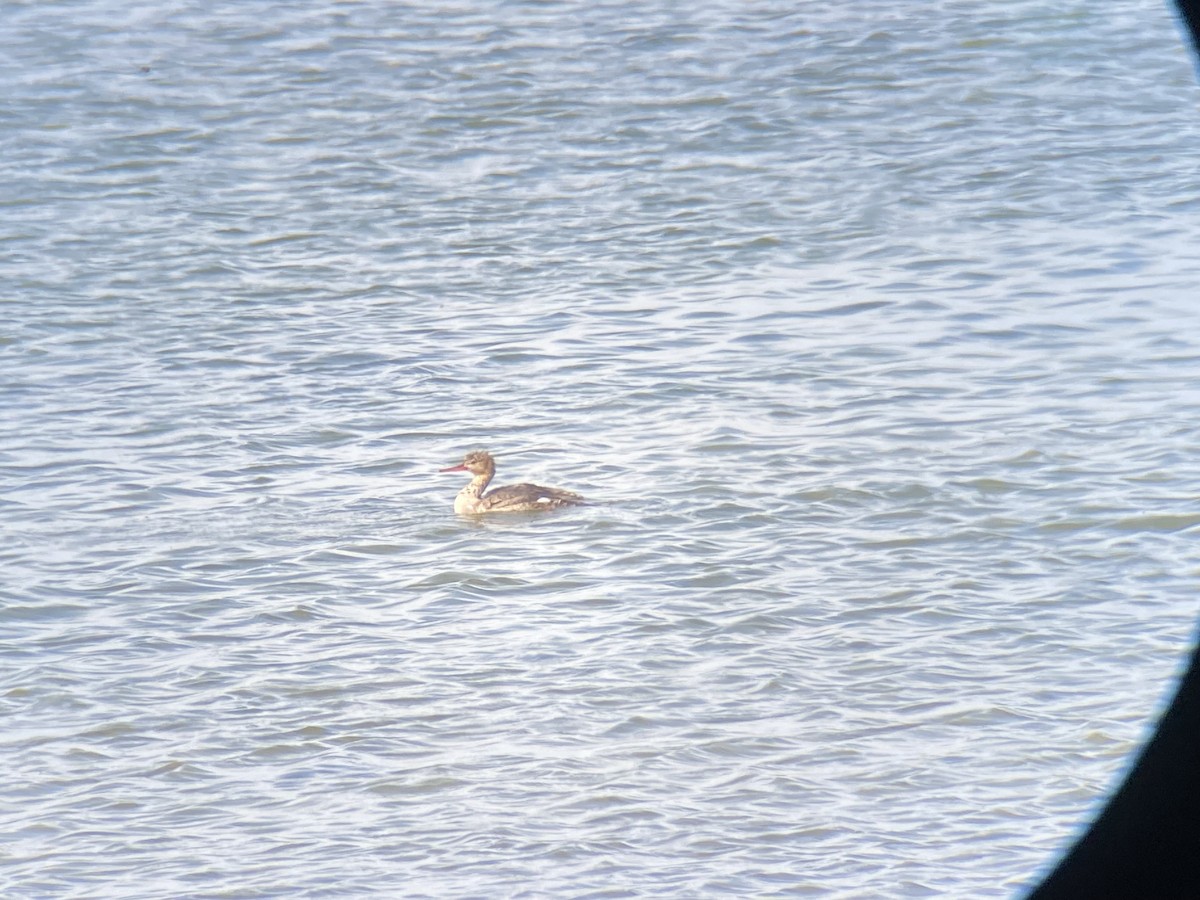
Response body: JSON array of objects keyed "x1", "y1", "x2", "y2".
[{"x1": 439, "y1": 450, "x2": 586, "y2": 515}]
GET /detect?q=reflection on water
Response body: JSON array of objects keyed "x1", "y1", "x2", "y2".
[{"x1": 4, "y1": 1, "x2": 1200, "y2": 896}]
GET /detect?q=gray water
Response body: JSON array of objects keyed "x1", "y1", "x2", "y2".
[{"x1": 4, "y1": 1, "x2": 1200, "y2": 897}]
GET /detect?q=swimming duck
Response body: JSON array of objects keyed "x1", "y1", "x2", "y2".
[{"x1": 439, "y1": 450, "x2": 586, "y2": 515}]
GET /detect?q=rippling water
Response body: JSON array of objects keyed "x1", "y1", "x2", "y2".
[{"x1": 5, "y1": 1, "x2": 1200, "y2": 897}]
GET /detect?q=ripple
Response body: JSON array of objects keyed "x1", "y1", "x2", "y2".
[{"x1": 3, "y1": 1, "x2": 1200, "y2": 898}]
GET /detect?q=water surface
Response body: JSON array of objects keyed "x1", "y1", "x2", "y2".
[{"x1": 4, "y1": 1, "x2": 1200, "y2": 897}]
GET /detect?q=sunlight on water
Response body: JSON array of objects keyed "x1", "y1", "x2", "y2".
[{"x1": 3, "y1": 1, "x2": 1200, "y2": 897}]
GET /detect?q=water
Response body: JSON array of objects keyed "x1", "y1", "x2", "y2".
[{"x1": 4, "y1": 1, "x2": 1200, "y2": 896}]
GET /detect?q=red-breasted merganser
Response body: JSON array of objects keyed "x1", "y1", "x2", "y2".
[{"x1": 439, "y1": 450, "x2": 586, "y2": 515}]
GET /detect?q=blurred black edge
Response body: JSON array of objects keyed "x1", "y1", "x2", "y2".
[{"x1": 1027, "y1": 5, "x2": 1200, "y2": 897}]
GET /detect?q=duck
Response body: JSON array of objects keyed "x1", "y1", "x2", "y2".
[{"x1": 439, "y1": 450, "x2": 586, "y2": 515}]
